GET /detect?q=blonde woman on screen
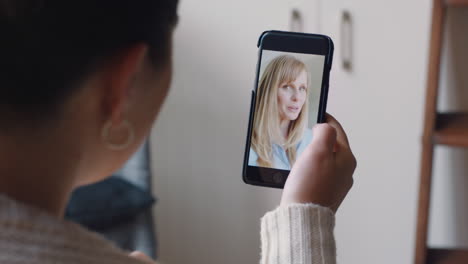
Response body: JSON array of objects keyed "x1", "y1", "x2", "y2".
[{"x1": 249, "y1": 55, "x2": 313, "y2": 170}]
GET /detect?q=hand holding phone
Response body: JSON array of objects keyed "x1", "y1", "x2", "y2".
[{"x1": 280, "y1": 114, "x2": 356, "y2": 212}]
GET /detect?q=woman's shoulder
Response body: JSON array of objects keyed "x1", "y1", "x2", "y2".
[
  {"x1": 248, "y1": 148, "x2": 258, "y2": 166},
  {"x1": 0, "y1": 195, "x2": 142, "y2": 264},
  {"x1": 297, "y1": 128, "x2": 313, "y2": 155},
  {"x1": 302, "y1": 128, "x2": 313, "y2": 144}
]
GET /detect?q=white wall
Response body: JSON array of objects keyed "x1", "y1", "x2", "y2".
[{"x1": 150, "y1": 0, "x2": 468, "y2": 263}]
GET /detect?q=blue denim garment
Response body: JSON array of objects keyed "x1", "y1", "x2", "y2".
[
  {"x1": 66, "y1": 141, "x2": 157, "y2": 258},
  {"x1": 249, "y1": 128, "x2": 313, "y2": 170}
]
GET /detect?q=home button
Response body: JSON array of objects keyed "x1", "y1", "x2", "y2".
[{"x1": 273, "y1": 173, "x2": 283, "y2": 184}]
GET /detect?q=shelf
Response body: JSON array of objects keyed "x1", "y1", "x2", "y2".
[
  {"x1": 433, "y1": 112, "x2": 468, "y2": 147},
  {"x1": 428, "y1": 248, "x2": 468, "y2": 264},
  {"x1": 446, "y1": 0, "x2": 468, "y2": 6}
]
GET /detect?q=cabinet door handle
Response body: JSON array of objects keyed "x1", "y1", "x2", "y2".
[
  {"x1": 290, "y1": 9, "x2": 304, "y2": 33},
  {"x1": 341, "y1": 10, "x2": 353, "y2": 71}
]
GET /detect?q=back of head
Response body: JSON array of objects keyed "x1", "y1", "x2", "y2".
[{"x1": 0, "y1": 0, "x2": 178, "y2": 128}]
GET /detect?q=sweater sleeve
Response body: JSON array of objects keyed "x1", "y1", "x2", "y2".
[{"x1": 260, "y1": 203, "x2": 336, "y2": 264}]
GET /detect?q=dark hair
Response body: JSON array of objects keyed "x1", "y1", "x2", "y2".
[{"x1": 0, "y1": 0, "x2": 178, "y2": 125}]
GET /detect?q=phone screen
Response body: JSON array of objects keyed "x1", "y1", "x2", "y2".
[{"x1": 248, "y1": 50, "x2": 326, "y2": 171}]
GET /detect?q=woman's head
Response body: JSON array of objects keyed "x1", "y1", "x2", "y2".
[
  {"x1": 0, "y1": 0, "x2": 178, "y2": 119},
  {"x1": 0, "y1": 1, "x2": 178, "y2": 186},
  {"x1": 277, "y1": 69, "x2": 308, "y2": 122},
  {"x1": 252, "y1": 55, "x2": 309, "y2": 168}
]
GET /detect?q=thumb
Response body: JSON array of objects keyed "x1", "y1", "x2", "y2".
[
  {"x1": 310, "y1": 123, "x2": 337, "y2": 154},
  {"x1": 129, "y1": 251, "x2": 155, "y2": 264}
]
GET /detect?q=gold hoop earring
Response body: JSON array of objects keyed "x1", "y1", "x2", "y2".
[{"x1": 101, "y1": 120, "x2": 135, "y2": 151}]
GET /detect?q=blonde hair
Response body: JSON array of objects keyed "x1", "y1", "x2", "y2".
[{"x1": 252, "y1": 55, "x2": 309, "y2": 168}]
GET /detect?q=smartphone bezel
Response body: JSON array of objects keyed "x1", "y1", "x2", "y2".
[{"x1": 243, "y1": 30, "x2": 334, "y2": 189}]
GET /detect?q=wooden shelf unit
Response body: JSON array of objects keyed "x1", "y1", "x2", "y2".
[
  {"x1": 415, "y1": 1, "x2": 468, "y2": 264},
  {"x1": 434, "y1": 113, "x2": 468, "y2": 147},
  {"x1": 446, "y1": 0, "x2": 468, "y2": 7},
  {"x1": 427, "y1": 249, "x2": 468, "y2": 264}
]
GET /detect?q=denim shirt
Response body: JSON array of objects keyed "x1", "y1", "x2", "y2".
[{"x1": 248, "y1": 129, "x2": 313, "y2": 170}]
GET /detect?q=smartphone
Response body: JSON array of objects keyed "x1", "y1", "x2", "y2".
[{"x1": 243, "y1": 30, "x2": 334, "y2": 188}]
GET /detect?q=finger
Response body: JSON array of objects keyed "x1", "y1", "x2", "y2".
[
  {"x1": 325, "y1": 113, "x2": 351, "y2": 148},
  {"x1": 309, "y1": 123, "x2": 337, "y2": 155},
  {"x1": 335, "y1": 147, "x2": 356, "y2": 168}
]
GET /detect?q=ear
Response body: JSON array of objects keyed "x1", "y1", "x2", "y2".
[{"x1": 101, "y1": 43, "x2": 148, "y2": 125}]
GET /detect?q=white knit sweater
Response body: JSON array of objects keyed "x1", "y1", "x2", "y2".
[
  {"x1": 0, "y1": 195, "x2": 336, "y2": 264},
  {"x1": 261, "y1": 204, "x2": 336, "y2": 264}
]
